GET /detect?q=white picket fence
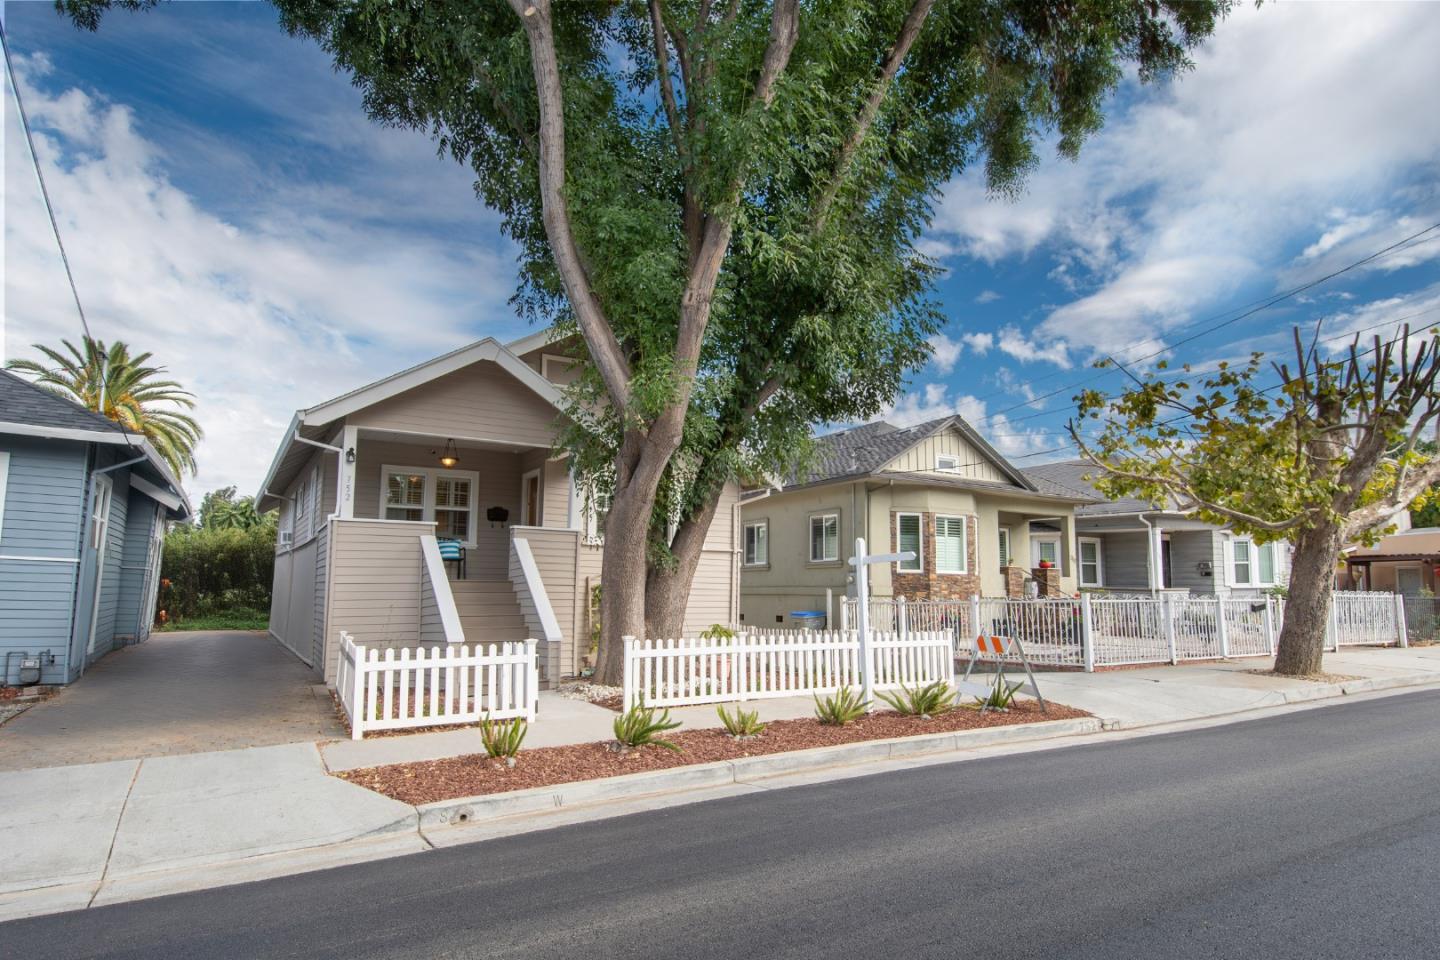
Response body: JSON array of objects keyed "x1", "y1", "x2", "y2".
[
  {"x1": 844, "y1": 591, "x2": 1406, "y2": 671},
  {"x1": 621, "y1": 630, "x2": 952, "y2": 710},
  {"x1": 336, "y1": 632, "x2": 539, "y2": 739}
]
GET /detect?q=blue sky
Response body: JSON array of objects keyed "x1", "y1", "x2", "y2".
[{"x1": 4, "y1": 1, "x2": 1440, "y2": 498}]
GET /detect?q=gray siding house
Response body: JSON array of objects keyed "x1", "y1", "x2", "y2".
[
  {"x1": 1022, "y1": 460, "x2": 1290, "y2": 597},
  {"x1": 0, "y1": 371, "x2": 191, "y2": 685}
]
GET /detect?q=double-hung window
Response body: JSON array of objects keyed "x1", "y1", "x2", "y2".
[
  {"x1": 1232, "y1": 538, "x2": 1278, "y2": 586},
  {"x1": 384, "y1": 471, "x2": 426, "y2": 523},
  {"x1": 810, "y1": 513, "x2": 839, "y2": 563},
  {"x1": 382, "y1": 465, "x2": 479, "y2": 544},
  {"x1": 434, "y1": 475, "x2": 473, "y2": 540},
  {"x1": 1232, "y1": 538, "x2": 1253, "y2": 585},
  {"x1": 896, "y1": 513, "x2": 923, "y2": 572},
  {"x1": 935, "y1": 516, "x2": 967, "y2": 574},
  {"x1": 743, "y1": 520, "x2": 769, "y2": 566},
  {"x1": 1079, "y1": 537, "x2": 1104, "y2": 587}
]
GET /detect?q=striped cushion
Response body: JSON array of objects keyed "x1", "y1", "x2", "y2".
[{"x1": 436, "y1": 539, "x2": 463, "y2": 560}]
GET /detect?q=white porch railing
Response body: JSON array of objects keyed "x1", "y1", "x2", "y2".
[
  {"x1": 419, "y1": 534, "x2": 465, "y2": 645},
  {"x1": 844, "y1": 590, "x2": 1405, "y2": 672},
  {"x1": 336, "y1": 632, "x2": 538, "y2": 739},
  {"x1": 509, "y1": 535, "x2": 564, "y2": 682},
  {"x1": 622, "y1": 630, "x2": 952, "y2": 710}
]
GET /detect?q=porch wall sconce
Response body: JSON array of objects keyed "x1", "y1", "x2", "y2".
[
  {"x1": 345, "y1": 447, "x2": 356, "y2": 464},
  {"x1": 436, "y1": 438, "x2": 460, "y2": 469}
]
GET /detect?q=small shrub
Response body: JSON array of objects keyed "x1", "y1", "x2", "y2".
[
  {"x1": 613, "y1": 703, "x2": 683, "y2": 751},
  {"x1": 716, "y1": 704, "x2": 766, "y2": 738},
  {"x1": 480, "y1": 716, "x2": 527, "y2": 760},
  {"x1": 877, "y1": 681, "x2": 957, "y2": 718},
  {"x1": 700, "y1": 623, "x2": 737, "y2": 642},
  {"x1": 976, "y1": 676, "x2": 1024, "y2": 711},
  {"x1": 814, "y1": 686, "x2": 868, "y2": 726}
]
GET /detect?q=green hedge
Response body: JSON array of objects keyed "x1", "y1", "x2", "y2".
[{"x1": 159, "y1": 525, "x2": 274, "y2": 623}]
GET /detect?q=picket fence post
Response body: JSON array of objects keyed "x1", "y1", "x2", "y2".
[
  {"x1": 348, "y1": 636, "x2": 366, "y2": 741},
  {"x1": 524, "y1": 639, "x2": 539, "y2": 720},
  {"x1": 1264, "y1": 597, "x2": 1277, "y2": 656},
  {"x1": 896, "y1": 596, "x2": 908, "y2": 641},
  {"x1": 840, "y1": 600, "x2": 850, "y2": 632},
  {"x1": 622, "y1": 635, "x2": 636, "y2": 711},
  {"x1": 1395, "y1": 593, "x2": 1410, "y2": 648},
  {"x1": 735, "y1": 631, "x2": 748, "y2": 702},
  {"x1": 970, "y1": 595, "x2": 982, "y2": 642},
  {"x1": 1081, "y1": 593, "x2": 1096, "y2": 672},
  {"x1": 1326, "y1": 598, "x2": 1339, "y2": 651},
  {"x1": 1215, "y1": 597, "x2": 1231, "y2": 659},
  {"x1": 1163, "y1": 594, "x2": 1178, "y2": 665}
]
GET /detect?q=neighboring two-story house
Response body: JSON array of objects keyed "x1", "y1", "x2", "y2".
[
  {"x1": 1022, "y1": 460, "x2": 1291, "y2": 597},
  {"x1": 739, "y1": 416, "x2": 1092, "y2": 628},
  {"x1": 256, "y1": 330, "x2": 740, "y2": 686}
]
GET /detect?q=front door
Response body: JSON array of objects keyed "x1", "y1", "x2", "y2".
[
  {"x1": 85, "y1": 474, "x2": 115, "y2": 657},
  {"x1": 522, "y1": 470, "x2": 540, "y2": 526},
  {"x1": 1396, "y1": 566, "x2": 1424, "y2": 596}
]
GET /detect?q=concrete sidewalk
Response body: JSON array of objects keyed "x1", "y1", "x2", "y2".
[{"x1": 5, "y1": 644, "x2": 1440, "y2": 922}]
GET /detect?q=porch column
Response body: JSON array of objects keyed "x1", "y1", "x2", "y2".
[
  {"x1": 1147, "y1": 522, "x2": 1165, "y2": 593},
  {"x1": 339, "y1": 425, "x2": 358, "y2": 519}
]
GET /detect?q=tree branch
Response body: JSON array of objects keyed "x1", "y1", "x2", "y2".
[
  {"x1": 810, "y1": 0, "x2": 934, "y2": 232},
  {"x1": 507, "y1": 0, "x2": 633, "y2": 411}
]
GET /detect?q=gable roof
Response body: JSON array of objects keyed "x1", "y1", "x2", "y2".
[
  {"x1": 0, "y1": 370, "x2": 191, "y2": 519},
  {"x1": 0, "y1": 369, "x2": 137, "y2": 441},
  {"x1": 791, "y1": 415, "x2": 1039, "y2": 492},
  {"x1": 1021, "y1": 459, "x2": 1170, "y2": 516}
]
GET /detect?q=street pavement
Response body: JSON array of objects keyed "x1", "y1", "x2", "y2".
[{"x1": 5, "y1": 687, "x2": 1439, "y2": 959}]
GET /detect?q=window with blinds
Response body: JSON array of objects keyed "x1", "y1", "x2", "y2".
[
  {"x1": 896, "y1": 513, "x2": 922, "y2": 572},
  {"x1": 935, "y1": 516, "x2": 967, "y2": 573}
]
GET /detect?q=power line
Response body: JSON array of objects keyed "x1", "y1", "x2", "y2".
[
  {"x1": 1, "y1": 14, "x2": 92, "y2": 341},
  {"x1": 963, "y1": 221, "x2": 1440, "y2": 432}
]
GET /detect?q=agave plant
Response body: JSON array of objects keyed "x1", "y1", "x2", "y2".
[
  {"x1": 716, "y1": 704, "x2": 766, "y2": 738},
  {"x1": 877, "y1": 680, "x2": 957, "y2": 718},
  {"x1": 480, "y1": 715, "x2": 527, "y2": 761},
  {"x1": 976, "y1": 675, "x2": 1025, "y2": 711},
  {"x1": 814, "y1": 686, "x2": 869, "y2": 726},
  {"x1": 613, "y1": 703, "x2": 683, "y2": 752},
  {"x1": 7, "y1": 337, "x2": 202, "y2": 478}
]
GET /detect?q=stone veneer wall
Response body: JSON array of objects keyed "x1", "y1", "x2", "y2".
[{"x1": 890, "y1": 510, "x2": 981, "y2": 600}]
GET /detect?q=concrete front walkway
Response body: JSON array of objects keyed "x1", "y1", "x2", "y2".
[{"x1": 0, "y1": 632, "x2": 344, "y2": 772}]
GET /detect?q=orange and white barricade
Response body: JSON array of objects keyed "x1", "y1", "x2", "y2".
[{"x1": 957, "y1": 633, "x2": 1047, "y2": 713}]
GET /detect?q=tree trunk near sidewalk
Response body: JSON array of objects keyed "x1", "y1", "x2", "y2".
[
  {"x1": 644, "y1": 494, "x2": 723, "y2": 641},
  {"x1": 1272, "y1": 522, "x2": 1344, "y2": 677}
]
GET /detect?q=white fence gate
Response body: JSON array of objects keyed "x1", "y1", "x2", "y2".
[
  {"x1": 336, "y1": 633, "x2": 539, "y2": 739},
  {"x1": 844, "y1": 591, "x2": 1405, "y2": 672},
  {"x1": 622, "y1": 630, "x2": 952, "y2": 710}
]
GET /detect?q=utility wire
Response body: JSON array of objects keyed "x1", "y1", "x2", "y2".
[{"x1": 1, "y1": 14, "x2": 92, "y2": 341}]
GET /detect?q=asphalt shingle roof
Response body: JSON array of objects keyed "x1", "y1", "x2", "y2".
[
  {"x1": 0, "y1": 369, "x2": 135, "y2": 437},
  {"x1": 796, "y1": 417, "x2": 947, "y2": 485},
  {"x1": 1021, "y1": 459, "x2": 1162, "y2": 516}
]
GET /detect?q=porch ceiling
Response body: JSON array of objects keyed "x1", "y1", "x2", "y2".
[{"x1": 356, "y1": 427, "x2": 549, "y2": 455}]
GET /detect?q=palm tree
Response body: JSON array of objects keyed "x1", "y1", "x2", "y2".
[{"x1": 7, "y1": 337, "x2": 202, "y2": 478}]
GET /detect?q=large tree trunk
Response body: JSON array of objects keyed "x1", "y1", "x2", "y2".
[
  {"x1": 644, "y1": 493, "x2": 723, "y2": 641},
  {"x1": 1272, "y1": 522, "x2": 1344, "y2": 677}
]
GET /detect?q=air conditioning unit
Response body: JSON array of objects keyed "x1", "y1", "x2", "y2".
[{"x1": 279, "y1": 530, "x2": 293, "y2": 547}]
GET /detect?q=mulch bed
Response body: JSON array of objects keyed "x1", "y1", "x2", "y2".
[
  {"x1": 1243, "y1": 668, "x2": 1362, "y2": 683},
  {"x1": 336, "y1": 699, "x2": 1090, "y2": 805}
]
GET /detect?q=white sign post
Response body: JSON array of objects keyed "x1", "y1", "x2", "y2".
[{"x1": 848, "y1": 537, "x2": 915, "y2": 709}]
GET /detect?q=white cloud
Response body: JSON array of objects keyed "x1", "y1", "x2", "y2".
[
  {"x1": 927, "y1": 333, "x2": 963, "y2": 374},
  {"x1": 1316, "y1": 282, "x2": 1440, "y2": 355},
  {"x1": 996, "y1": 326, "x2": 1070, "y2": 368},
  {"x1": 924, "y1": 2, "x2": 1440, "y2": 360},
  {"x1": 973, "y1": 289, "x2": 1001, "y2": 304},
  {"x1": 2, "y1": 58, "x2": 525, "y2": 501},
  {"x1": 961, "y1": 331, "x2": 994, "y2": 354},
  {"x1": 879, "y1": 383, "x2": 1059, "y2": 459}
]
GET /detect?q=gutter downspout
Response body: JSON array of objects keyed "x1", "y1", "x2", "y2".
[
  {"x1": 1081, "y1": 509, "x2": 1164, "y2": 594},
  {"x1": 292, "y1": 433, "x2": 345, "y2": 521}
]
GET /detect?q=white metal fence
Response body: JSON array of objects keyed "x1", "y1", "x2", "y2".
[
  {"x1": 622, "y1": 630, "x2": 952, "y2": 710},
  {"x1": 843, "y1": 591, "x2": 1405, "y2": 671},
  {"x1": 336, "y1": 633, "x2": 539, "y2": 740}
]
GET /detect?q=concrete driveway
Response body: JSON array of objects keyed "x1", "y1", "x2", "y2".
[{"x1": 0, "y1": 632, "x2": 344, "y2": 772}]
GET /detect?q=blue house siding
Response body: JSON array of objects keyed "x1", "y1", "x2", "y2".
[
  {"x1": 0, "y1": 437, "x2": 88, "y2": 685},
  {"x1": 88, "y1": 465, "x2": 132, "y2": 659},
  {"x1": 115, "y1": 492, "x2": 161, "y2": 643}
]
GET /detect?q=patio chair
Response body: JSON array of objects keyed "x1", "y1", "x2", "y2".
[{"x1": 437, "y1": 537, "x2": 466, "y2": 580}]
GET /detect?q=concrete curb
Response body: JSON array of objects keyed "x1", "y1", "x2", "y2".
[{"x1": 418, "y1": 717, "x2": 1103, "y2": 828}]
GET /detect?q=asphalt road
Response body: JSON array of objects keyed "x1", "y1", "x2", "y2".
[{"x1": 8, "y1": 690, "x2": 1440, "y2": 959}]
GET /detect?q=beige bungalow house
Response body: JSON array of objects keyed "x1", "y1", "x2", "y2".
[
  {"x1": 739, "y1": 416, "x2": 1092, "y2": 628},
  {"x1": 256, "y1": 330, "x2": 739, "y2": 685}
]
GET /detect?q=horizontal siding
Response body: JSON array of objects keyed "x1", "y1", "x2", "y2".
[
  {"x1": 323, "y1": 519, "x2": 433, "y2": 682},
  {"x1": 0, "y1": 437, "x2": 87, "y2": 558},
  {"x1": 312, "y1": 522, "x2": 329, "y2": 673},
  {"x1": 521, "y1": 527, "x2": 583, "y2": 674},
  {"x1": 683, "y1": 550, "x2": 738, "y2": 635},
  {"x1": 113, "y1": 493, "x2": 159, "y2": 641},
  {"x1": 348, "y1": 360, "x2": 561, "y2": 448}
]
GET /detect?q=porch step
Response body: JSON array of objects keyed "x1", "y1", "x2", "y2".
[{"x1": 451, "y1": 579, "x2": 530, "y2": 644}]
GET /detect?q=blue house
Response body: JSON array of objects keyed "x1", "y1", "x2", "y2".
[{"x1": 0, "y1": 370, "x2": 191, "y2": 686}]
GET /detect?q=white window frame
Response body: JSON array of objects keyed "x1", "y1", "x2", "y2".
[
  {"x1": 743, "y1": 520, "x2": 769, "y2": 566},
  {"x1": 0, "y1": 451, "x2": 9, "y2": 540},
  {"x1": 997, "y1": 526, "x2": 1012, "y2": 568},
  {"x1": 936, "y1": 454, "x2": 961, "y2": 473},
  {"x1": 896, "y1": 512, "x2": 923, "y2": 572},
  {"x1": 295, "y1": 474, "x2": 309, "y2": 524},
  {"x1": 1030, "y1": 533, "x2": 1061, "y2": 568},
  {"x1": 1229, "y1": 537, "x2": 1278, "y2": 587},
  {"x1": 1078, "y1": 536, "x2": 1104, "y2": 587},
  {"x1": 379, "y1": 464, "x2": 481, "y2": 547},
  {"x1": 810, "y1": 513, "x2": 840, "y2": 563},
  {"x1": 935, "y1": 515, "x2": 968, "y2": 574}
]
